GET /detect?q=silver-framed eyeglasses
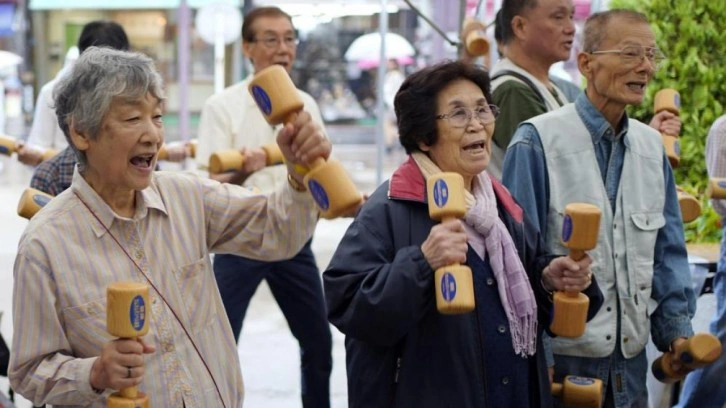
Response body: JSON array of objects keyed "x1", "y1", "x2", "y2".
[
  {"x1": 435, "y1": 104, "x2": 500, "y2": 128},
  {"x1": 252, "y1": 36, "x2": 299, "y2": 49},
  {"x1": 590, "y1": 45, "x2": 666, "y2": 69}
]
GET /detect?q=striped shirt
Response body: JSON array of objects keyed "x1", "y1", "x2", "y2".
[
  {"x1": 706, "y1": 115, "x2": 726, "y2": 216},
  {"x1": 11, "y1": 167, "x2": 319, "y2": 407}
]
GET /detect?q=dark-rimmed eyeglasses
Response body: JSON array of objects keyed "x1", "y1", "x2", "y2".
[
  {"x1": 589, "y1": 45, "x2": 666, "y2": 70},
  {"x1": 435, "y1": 105, "x2": 500, "y2": 128},
  {"x1": 251, "y1": 36, "x2": 299, "y2": 49}
]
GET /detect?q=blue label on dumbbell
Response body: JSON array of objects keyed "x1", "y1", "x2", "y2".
[
  {"x1": 673, "y1": 93, "x2": 681, "y2": 109},
  {"x1": 129, "y1": 295, "x2": 146, "y2": 332},
  {"x1": 719, "y1": 180, "x2": 726, "y2": 189},
  {"x1": 308, "y1": 179, "x2": 330, "y2": 210},
  {"x1": 562, "y1": 215, "x2": 573, "y2": 242},
  {"x1": 674, "y1": 140, "x2": 680, "y2": 156},
  {"x1": 441, "y1": 272, "x2": 457, "y2": 302},
  {"x1": 567, "y1": 376, "x2": 595, "y2": 386},
  {"x1": 0, "y1": 146, "x2": 9, "y2": 155},
  {"x1": 250, "y1": 85, "x2": 272, "y2": 116},
  {"x1": 432, "y1": 179, "x2": 449, "y2": 208},
  {"x1": 680, "y1": 351, "x2": 694, "y2": 364},
  {"x1": 33, "y1": 194, "x2": 51, "y2": 208}
]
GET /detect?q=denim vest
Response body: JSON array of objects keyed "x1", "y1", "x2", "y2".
[{"x1": 527, "y1": 104, "x2": 665, "y2": 358}]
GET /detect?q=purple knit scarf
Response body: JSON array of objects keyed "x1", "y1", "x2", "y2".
[{"x1": 464, "y1": 174, "x2": 538, "y2": 357}]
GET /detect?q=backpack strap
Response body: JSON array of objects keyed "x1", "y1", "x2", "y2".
[{"x1": 491, "y1": 69, "x2": 546, "y2": 105}]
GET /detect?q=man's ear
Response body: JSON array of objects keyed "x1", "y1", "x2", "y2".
[
  {"x1": 242, "y1": 41, "x2": 253, "y2": 60},
  {"x1": 418, "y1": 141, "x2": 430, "y2": 152},
  {"x1": 511, "y1": 15, "x2": 527, "y2": 41},
  {"x1": 577, "y1": 52, "x2": 593, "y2": 81},
  {"x1": 68, "y1": 119, "x2": 90, "y2": 152}
]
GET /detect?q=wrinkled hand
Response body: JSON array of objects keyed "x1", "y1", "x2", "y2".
[
  {"x1": 90, "y1": 337, "x2": 156, "y2": 391},
  {"x1": 277, "y1": 111, "x2": 331, "y2": 167},
  {"x1": 421, "y1": 219, "x2": 468, "y2": 271},
  {"x1": 650, "y1": 110, "x2": 681, "y2": 136},
  {"x1": 239, "y1": 146, "x2": 268, "y2": 174},
  {"x1": 15, "y1": 142, "x2": 44, "y2": 166},
  {"x1": 666, "y1": 337, "x2": 688, "y2": 375},
  {"x1": 164, "y1": 143, "x2": 189, "y2": 162},
  {"x1": 542, "y1": 255, "x2": 593, "y2": 293}
]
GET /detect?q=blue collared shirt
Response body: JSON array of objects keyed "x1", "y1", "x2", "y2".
[{"x1": 502, "y1": 93, "x2": 695, "y2": 406}]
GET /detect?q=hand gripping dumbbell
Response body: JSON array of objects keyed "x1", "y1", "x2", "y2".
[
  {"x1": 427, "y1": 172, "x2": 475, "y2": 314},
  {"x1": 654, "y1": 89, "x2": 701, "y2": 222},
  {"x1": 207, "y1": 143, "x2": 283, "y2": 174},
  {"x1": 651, "y1": 332, "x2": 722, "y2": 383},
  {"x1": 17, "y1": 187, "x2": 53, "y2": 220},
  {"x1": 460, "y1": 17, "x2": 490, "y2": 57},
  {"x1": 551, "y1": 375, "x2": 603, "y2": 408},
  {"x1": 550, "y1": 203, "x2": 601, "y2": 338},
  {"x1": 248, "y1": 65, "x2": 362, "y2": 219},
  {"x1": 654, "y1": 89, "x2": 681, "y2": 167},
  {"x1": 707, "y1": 178, "x2": 726, "y2": 199},
  {"x1": 158, "y1": 140, "x2": 197, "y2": 162},
  {"x1": 0, "y1": 134, "x2": 58, "y2": 162},
  {"x1": 106, "y1": 282, "x2": 151, "y2": 408}
]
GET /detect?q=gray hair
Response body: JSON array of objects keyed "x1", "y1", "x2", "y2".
[
  {"x1": 53, "y1": 46, "x2": 165, "y2": 168},
  {"x1": 582, "y1": 9, "x2": 649, "y2": 52}
]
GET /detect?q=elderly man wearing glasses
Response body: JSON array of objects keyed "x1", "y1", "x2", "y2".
[
  {"x1": 194, "y1": 6, "x2": 332, "y2": 408},
  {"x1": 502, "y1": 9, "x2": 696, "y2": 408}
]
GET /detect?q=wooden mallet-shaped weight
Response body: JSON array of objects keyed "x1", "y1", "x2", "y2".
[
  {"x1": 551, "y1": 375, "x2": 603, "y2": 408},
  {"x1": 461, "y1": 17, "x2": 490, "y2": 57},
  {"x1": 427, "y1": 172, "x2": 475, "y2": 314},
  {"x1": 207, "y1": 143, "x2": 283, "y2": 174},
  {"x1": 248, "y1": 65, "x2": 362, "y2": 219},
  {"x1": 550, "y1": 203, "x2": 601, "y2": 338},
  {"x1": 654, "y1": 89, "x2": 681, "y2": 168},
  {"x1": 651, "y1": 332, "x2": 722, "y2": 383},
  {"x1": 707, "y1": 178, "x2": 726, "y2": 199},
  {"x1": 0, "y1": 134, "x2": 58, "y2": 162},
  {"x1": 106, "y1": 282, "x2": 151, "y2": 408},
  {"x1": 17, "y1": 188, "x2": 53, "y2": 220},
  {"x1": 157, "y1": 140, "x2": 197, "y2": 162}
]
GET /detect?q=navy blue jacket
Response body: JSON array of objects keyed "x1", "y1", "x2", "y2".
[{"x1": 324, "y1": 157, "x2": 603, "y2": 408}]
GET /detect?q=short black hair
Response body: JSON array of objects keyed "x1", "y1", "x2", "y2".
[
  {"x1": 78, "y1": 21, "x2": 130, "y2": 53},
  {"x1": 395, "y1": 61, "x2": 492, "y2": 154},
  {"x1": 500, "y1": 0, "x2": 538, "y2": 44},
  {"x1": 242, "y1": 6, "x2": 293, "y2": 43}
]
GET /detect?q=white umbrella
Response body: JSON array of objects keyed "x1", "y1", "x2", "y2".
[
  {"x1": 344, "y1": 32, "x2": 415, "y2": 62},
  {"x1": 0, "y1": 50, "x2": 22, "y2": 70}
]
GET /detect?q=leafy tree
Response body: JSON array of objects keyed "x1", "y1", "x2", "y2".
[{"x1": 608, "y1": 0, "x2": 726, "y2": 242}]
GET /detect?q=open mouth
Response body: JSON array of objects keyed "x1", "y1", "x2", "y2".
[
  {"x1": 463, "y1": 140, "x2": 486, "y2": 151},
  {"x1": 130, "y1": 154, "x2": 154, "y2": 168},
  {"x1": 627, "y1": 82, "x2": 646, "y2": 91}
]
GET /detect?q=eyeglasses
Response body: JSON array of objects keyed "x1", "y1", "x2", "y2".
[
  {"x1": 590, "y1": 45, "x2": 666, "y2": 70},
  {"x1": 435, "y1": 105, "x2": 500, "y2": 128},
  {"x1": 251, "y1": 36, "x2": 299, "y2": 49}
]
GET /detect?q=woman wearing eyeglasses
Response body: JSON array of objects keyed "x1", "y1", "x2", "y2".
[{"x1": 323, "y1": 60, "x2": 603, "y2": 408}]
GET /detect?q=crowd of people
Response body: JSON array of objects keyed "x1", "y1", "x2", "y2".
[{"x1": 0, "y1": 2, "x2": 723, "y2": 408}]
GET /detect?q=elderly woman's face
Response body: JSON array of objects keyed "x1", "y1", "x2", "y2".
[
  {"x1": 422, "y1": 79, "x2": 495, "y2": 182},
  {"x1": 77, "y1": 92, "x2": 164, "y2": 194}
]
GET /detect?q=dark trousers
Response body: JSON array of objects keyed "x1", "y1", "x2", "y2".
[{"x1": 213, "y1": 240, "x2": 332, "y2": 408}]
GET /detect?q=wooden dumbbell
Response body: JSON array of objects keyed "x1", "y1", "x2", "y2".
[
  {"x1": 158, "y1": 140, "x2": 198, "y2": 162},
  {"x1": 652, "y1": 332, "x2": 722, "y2": 383},
  {"x1": 0, "y1": 134, "x2": 58, "y2": 162},
  {"x1": 427, "y1": 172, "x2": 475, "y2": 314},
  {"x1": 17, "y1": 188, "x2": 53, "y2": 220},
  {"x1": 676, "y1": 186, "x2": 701, "y2": 223},
  {"x1": 550, "y1": 203, "x2": 601, "y2": 338},
  {"x1": 461, "y1": 17, "x2": 489, "y2": 57},
  {"x1": 106, "y1": 282, "x2": 151, "y2": 408},
  {"x1": 248, "y1": 65, "x2": 362, "y2": 219},
  {"x1": 654, "y1": 89, "x2": 681, "y2": 168},
  {"x1": 552, "y1": 375, "x2": 603, "y2": 408},
  {"x1": 207, "y1": 144, "x2": 283, "y2": 174},
  {"x1": 707, "y1": 178, "x2": 726, "y2": 199}
]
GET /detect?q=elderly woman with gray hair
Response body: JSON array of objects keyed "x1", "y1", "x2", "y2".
[{"x1": 9, "y1": 47, "x2": 329, "y2": 407}]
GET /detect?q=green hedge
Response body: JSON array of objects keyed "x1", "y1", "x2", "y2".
[{"x1": 607, "y1": 0, "x2": 726, "y2": 242}]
